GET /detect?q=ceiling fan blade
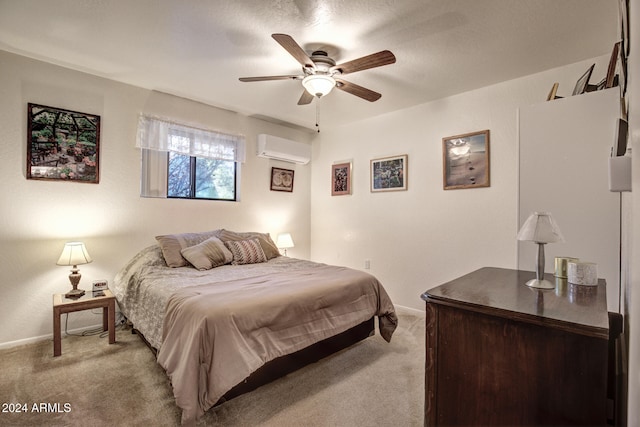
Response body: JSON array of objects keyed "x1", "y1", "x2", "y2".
[
  {"x1": 335, "y1": 78, "x2": 382, "y2": 102},
  {"x1": 272, "y1": 33, "x2": 315, "y2": 70},
  {"x1": 331, "y1": 50, "x2": 396, "y2": 75},
  {"x1": 297, "y1": 90, "x2": 314, "y2": 105},
  {"x1": 239, "y1": 75, "x2": 301, "y2": 82}
]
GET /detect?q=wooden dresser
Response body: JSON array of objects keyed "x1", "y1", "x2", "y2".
[{"x1": 421, "y1": 267, "x2": 609, "y2": 426}]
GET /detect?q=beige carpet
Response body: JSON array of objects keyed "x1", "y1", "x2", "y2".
[{"x1": 0, "y1": 306, "x2": 424, "y2": 426}]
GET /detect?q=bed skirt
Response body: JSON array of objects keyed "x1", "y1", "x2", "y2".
[
  {"x1": 131, "y1": 317, "x2": 375, "y2": 405},
  {"x1": 217, "y1": 317, "x2": 375, "y2": 404}
]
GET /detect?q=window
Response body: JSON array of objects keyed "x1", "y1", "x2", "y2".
[
  {"x1": 136, "y1": 115, "x2": 245, "y2": 201},
  {"x1": 167, "y1": 152, "x2": 236, "y2": 200}
]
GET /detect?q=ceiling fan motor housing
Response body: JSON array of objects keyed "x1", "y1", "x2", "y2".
[{"x1": 305, "y1": 51, "x2": 338, "y2": 75}]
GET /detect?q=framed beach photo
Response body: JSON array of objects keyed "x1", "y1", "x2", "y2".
[
  {"x1": 370, "y1": 154, "x2": 407, "y2": 192},
  {"x1": 270, "y1": 167, "x2": 294, "y2": 192},
  {"x1": 331, "y1": 162, "x2": 352, "y2": 196},
  {"x1": 442, "y1": 130, "x2": 490, "y2": 190},
  {"x1": 27, "y1": 103, "x2": 100, "y2": 183}
]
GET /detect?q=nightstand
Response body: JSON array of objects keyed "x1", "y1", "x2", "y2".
[{"x1": 53, "y1": 288, "x2": 116, "y2": 357}]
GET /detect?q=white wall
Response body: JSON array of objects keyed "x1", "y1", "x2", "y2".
[
  {"x1": 518, "y1": 88, "x2": 621, "y2": 311},
  {"x1": 626, "y1": 1, "x2": 639, "y2": 425},
  {"x1": 310, "y1": 55, "x2": 609, "y2": 311},
  {"x1": 0, "y1": 51, "x2": 313, "y2": 347}
]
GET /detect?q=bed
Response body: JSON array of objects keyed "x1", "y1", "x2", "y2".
[{"x1": 113, "y1": 229, "x2": 398, "y2": 425}]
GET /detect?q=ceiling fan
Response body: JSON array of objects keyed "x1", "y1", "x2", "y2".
[{"x1": 239, "y1": 34, "x2": 396, "y2": 105}]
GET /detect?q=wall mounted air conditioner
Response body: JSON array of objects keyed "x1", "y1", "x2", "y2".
[{"x1": 257, "y1": 134, "x2": 311, "y2": 164}]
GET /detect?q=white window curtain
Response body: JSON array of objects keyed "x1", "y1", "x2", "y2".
[{"x1": 136, "y1": 114, "x2": 246, "y2": 162}]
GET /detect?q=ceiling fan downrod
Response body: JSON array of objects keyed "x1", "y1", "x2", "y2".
[{"x1": 315, "y1": 99, "x2": 321, "y2": 133}]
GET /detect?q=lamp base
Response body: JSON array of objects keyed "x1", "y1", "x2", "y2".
[
  {"x1": 525, "y1": 278, "x2": 555, "y2": 289},
  {"x1": 65, "y1": 269, "x2": 85, "y2": 298},
  {"x1": 65, "y1": 288, "x2": 85, "y2": 299}
]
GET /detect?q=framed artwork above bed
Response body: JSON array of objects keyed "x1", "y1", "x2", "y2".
[{"x1": 270, "y1": 167, "x2": 294, "y2": 192}]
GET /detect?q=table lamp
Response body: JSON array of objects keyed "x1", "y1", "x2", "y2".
[
  {"x1": 276, "y1": 233, "x2": 294, "y2": 256},
  {"x1": 517, "y1": 212, "x2": 564, "y2": 289},
  {"x1": 57, "y1": 242, "x2": 92, "y2": 298}
]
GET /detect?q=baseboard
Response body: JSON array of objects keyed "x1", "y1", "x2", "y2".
[
  {"x1": 0, "y1": 323, "x2": 105, "y2": 350},
  {"x1": 394, "y1": 304, "x2": 424, "y2": 316}
]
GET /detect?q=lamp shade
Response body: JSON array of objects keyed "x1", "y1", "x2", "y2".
[
  {"x1": 276, "y1": 233, "x2": 295, "y2": 249},
  {"x1": 302, "y1": 74, "x2": 336, "y2": 97},
  {"x1": 517, "y1": 212, "x2": 564, "y2": 244},
  {"x1": 56, "y1": 242, "x2": 93, "y2": 266}
]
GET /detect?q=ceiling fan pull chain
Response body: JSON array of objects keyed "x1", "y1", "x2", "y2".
[{"x1": 315, "y1": 99, "x2": 321, "y2": 133}]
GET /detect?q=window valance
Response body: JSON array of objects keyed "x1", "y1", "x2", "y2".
[{"x1": 136, "y1": 115, "x2": 246, "y2": 162}]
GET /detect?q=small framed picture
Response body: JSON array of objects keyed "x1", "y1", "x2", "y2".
[
  {"x1": 27, "y1": 103, "x2": 101, "y2": 183},
  {"x1": 605, "y1": 42, "x2": 621, "y2": 89},
  {"x1": 572, "y1": 64, "x2": 595, "y2": 96},
  {"x1": 370, "y1": 154, "x2": 407, "y2": 192},
  {"x1": 442, "y1": 130, "x2": 490, "y2": 190},
  {"x1": 546, "y1": 82, "x2": 560, "y2": 101},
  {"x1": 270, "y1": 167, "x2": 294, "y2": 192},
  {"x1": 331, "y1": 162, "x2": 352, "y2": 196}
]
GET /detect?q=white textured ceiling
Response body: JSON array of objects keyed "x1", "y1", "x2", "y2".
[{"x1": 0, "y1": 0, "x2": 618, "y2": 131}]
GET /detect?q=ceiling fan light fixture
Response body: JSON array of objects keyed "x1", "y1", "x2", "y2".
[{"x1": 302, "y1": 74, "x2": 336, "y2": 98}]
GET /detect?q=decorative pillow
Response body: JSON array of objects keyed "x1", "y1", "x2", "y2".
[
  {"x1": 155, "y1": 230, "x2": 221, "y2": 267},
  {"x1": 224, "y1": 238, "x2": 267, "y2": 265},
  {"x1": 180, "y1": 236, "x2": 233, "y2": 270},
  {"x1": 218, "y1": 229, "x2": 280, "y2": 260}
]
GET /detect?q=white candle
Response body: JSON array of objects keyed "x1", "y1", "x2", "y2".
[{"x1": 567, "y1": 261, "x2": 598, "y2": 286}]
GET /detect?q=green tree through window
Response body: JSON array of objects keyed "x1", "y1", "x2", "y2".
[{"x1": 168, "y1": 152, "x2": 236, "y2": 200}]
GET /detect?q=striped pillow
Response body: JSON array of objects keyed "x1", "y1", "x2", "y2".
[
  {"x1": 180, "y1": 236, "x2": 233, "y2": 270},
  {"x1": 224, "y1": 238, "x2": 267, "y2": 265},
  {"x1": 218, "y1": 229, "x2": 280, "y2": 260}
]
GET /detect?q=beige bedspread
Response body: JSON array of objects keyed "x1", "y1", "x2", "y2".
[{"x1": 156, "y1": 264, "x2": 397, "y2": 425}]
